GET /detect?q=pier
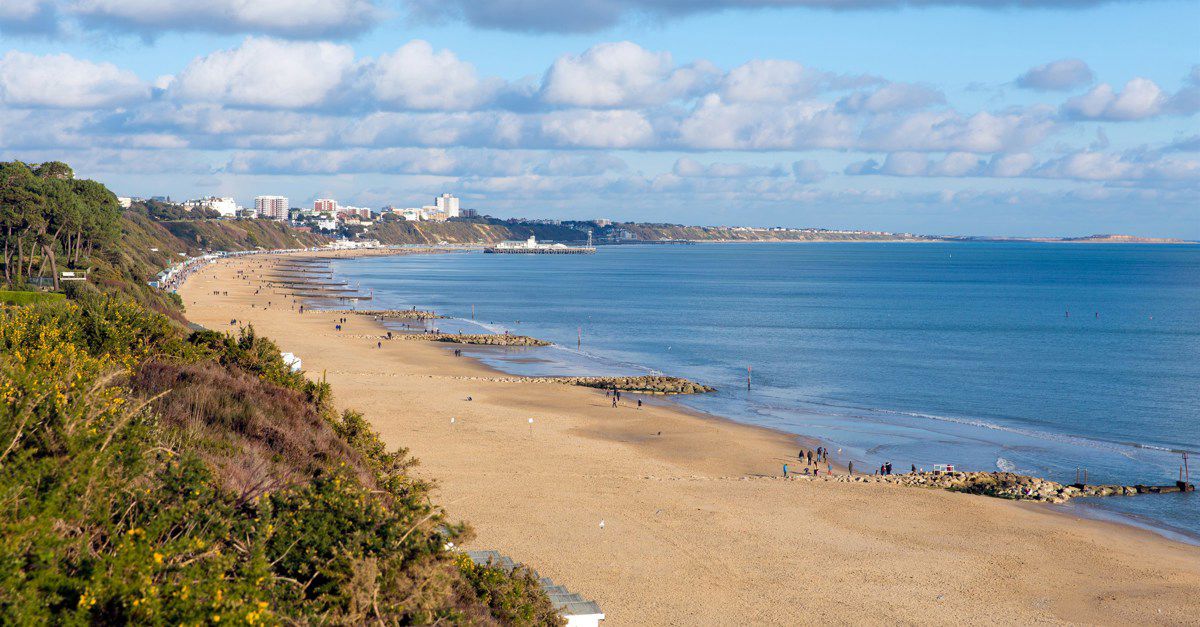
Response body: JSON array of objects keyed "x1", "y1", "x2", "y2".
[{"x1": 484, "y1": 235, "x2": 596, "y2": 254}]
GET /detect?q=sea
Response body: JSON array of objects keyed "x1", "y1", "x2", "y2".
[{"x1": 329, "y1": 242, "x2": 1200, "y2": 543}]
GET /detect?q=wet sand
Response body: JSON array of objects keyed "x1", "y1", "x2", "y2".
[{"x1": 179, "y1": 250, "x2": 1200, "y2": 625}]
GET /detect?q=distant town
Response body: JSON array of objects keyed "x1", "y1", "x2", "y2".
[
  {"x1": 116, "y1": 192, "x2": 929, "y2": 244},
  {"x1": 115, "y1": 193, "x2": 1186, "y2": 245}
]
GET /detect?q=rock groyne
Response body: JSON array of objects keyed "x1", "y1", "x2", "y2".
[
  {"x1": 545, "y1": 375, "x2": 715, "y2": 395},
  {"x1": 807, "y1": 471, "x2": 1192, "y2": 504},
  {"x1": 402, "y1": 333, "x2": 551, "y2": 346},
  {"x1": 331, "y1": 309, "x2": 444, "y2": 320}
]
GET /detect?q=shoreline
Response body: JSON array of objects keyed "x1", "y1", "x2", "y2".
[{"x1": 177, "y1": 249, "x2": 1200, "y2": 624}]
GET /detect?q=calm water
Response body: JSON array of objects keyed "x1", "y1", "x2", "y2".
[{"x1": 331, "y1": 243, "x2": 1200, "y2": 541}]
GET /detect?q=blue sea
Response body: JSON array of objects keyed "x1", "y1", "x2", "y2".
[{"x1": 330, "y1": 243, "x2": 1200, "y2": 542}]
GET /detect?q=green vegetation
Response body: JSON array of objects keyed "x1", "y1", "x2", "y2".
[
  {"x1": 1, "y1": 160, "x2": 326, "y2": 321},
  {"x1": 0, "y1": 161, "x2": 121, "y2": 290},
  {"x1": 0, "y1": 289, "x2": 65, "y2": 305},
  {"x1": 0, "y1": 161, "x2": 562, "y2": 625},
  {"x1": 370, "y1": 217, "x2": 589, "y2": 245}
]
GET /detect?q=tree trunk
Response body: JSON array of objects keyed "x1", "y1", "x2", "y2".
[
  {"x1": 15, "y1": 235, "x2": 24, "y2": 284},
  {"x1": 44, "y1": 244, "x2": 59, "y2": 290}
]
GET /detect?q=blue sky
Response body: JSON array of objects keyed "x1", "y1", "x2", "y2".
[{"x1": 1, "y1": 0, "x2": 1198, "y2": 237}]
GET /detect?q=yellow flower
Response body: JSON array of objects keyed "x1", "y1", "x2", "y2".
[{"x1": 153, "y1": 552, "x2": 164, "y2": 565}]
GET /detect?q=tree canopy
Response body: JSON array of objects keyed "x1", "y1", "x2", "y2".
[{"x1": 0, "y1": 161, "x2": 121, "y2": 289}]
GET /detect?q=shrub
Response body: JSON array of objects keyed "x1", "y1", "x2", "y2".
[{"x1": 0, "y1": 297, "x2": 563, "y2": 625}]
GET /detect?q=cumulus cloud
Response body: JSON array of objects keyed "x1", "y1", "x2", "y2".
[
  {"x1": 719, "y1": 60, "x2": 824, "y2": 104},
  {"x1": 677, "y1": 95, "x2": 855, "y2": 150},
  {"x1": 846, "y1": 149, "x2": 1199, "y2": 182},
  {"x1": 538, "y1": 109, "x2": 655, "y2": 147},
  {"x1": 1016, "y1": 59, "x2": 1094, "y2": 91},
  {"x1": 170, "y1": 38, "x2": 356, "y2": 109},
  {"x1": 791, "y1": 159, "x2": 826, "y2": 182},
  {"x1": 366, "y1": 40, "x2": 502, "y2": 110},
  {"x1": 72, "y1": 0, "x2": 382, "y2": 38},
  {"x1": 1062, "y1": 78, "x2": 1166, "y2": 121},
  {"x1": 406, "y1": 0, "x2": 1138, "y2": 33},
  {"x1": 224, "y1": 148, "x2": 626, "y2": 177},
  {"x1": 837, "y1": 82, "x2": 945, "y2": 113},
  {"x1": 540, "y1": 41, "x2": 717, "y2": 108},
  {"x1": 0, "y1": 51, "x2": 148, "y2": 108},
  {"x1": 859, "y1": 107, "x2": 1059, "y2": 153}
]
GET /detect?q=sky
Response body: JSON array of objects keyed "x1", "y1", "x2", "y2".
[{"x1": 0, "y1": 0, "x2": 1198, "y2": 238}]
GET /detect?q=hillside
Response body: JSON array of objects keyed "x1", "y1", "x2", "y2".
[
  {"x1": 369, "y1": 218, "x2": 588, "y2": 245},
  {"x1": 0, "y1": 161, "x2": 561, "y2": 625},
  {"x1": 613, "y1": 223, "x2": 932, "y2": 242}
]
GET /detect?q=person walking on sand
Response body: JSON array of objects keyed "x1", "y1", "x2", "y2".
[
  {"x1": 848, "y1": 461, "x2": 854, "y2": 475},
  {"x1": 806, "y1": 450, "x2": 813, "y2": 465},
  {"x1": 637, "y1": 399, "x2": 642, "y2": 410},
  {"x1": 377, "y1": 341, "x2": 382, "y2": 349},
  {"x1": 783, "y1": 464, "x2": 789, "y2": 478},
  {"x1": 612, "y1": 396, "x2": 618, "y2": 408}
]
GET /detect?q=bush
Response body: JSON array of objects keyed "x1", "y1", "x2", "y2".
[
  {"x1": 0, "y1": 290, "x2": 65, "y2": 305},
  {"x1": 0, "y1": 297, "x2": 563, "y2": 625}
]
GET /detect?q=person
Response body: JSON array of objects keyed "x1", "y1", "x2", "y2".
[
  {"x1": 637, "y1": 399, "x2": 642, "y2": 409},
  {"x1": 377, "y1": 341, "x2": 382, "y2": 349},
  {"x1": 911, "y1": 464, "x2": 917, "y2": 474},
  {"x1": 827, "y1": 463, "x2": 832, "y2": 475},
  {"x1": 612, "y1": 396, "x2": 618, "y2": 408},
  {"x1": 806, "y1": 450, "x2": 813, "y2": 464},
  {"x1": 848, "y1": 461, "x2": 854, "y2": 475},
  {"x1": 783, "y1": 464, "x2": 789, "y2": 478}
]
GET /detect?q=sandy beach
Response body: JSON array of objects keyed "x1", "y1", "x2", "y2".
[{"x1": 178, "y1": 250, "x2": 1200, "y2": 625}]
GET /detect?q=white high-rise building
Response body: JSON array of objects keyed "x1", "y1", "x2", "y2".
[
  {"x1": 255, "y1": 196, "x2": 289, "y2": 221},
  {"x1": 183, "y1": 196, "x2": 238, "y2": 217},
  {"x1": 435, "y1": 193, "x2": 460, "y2": 218}
]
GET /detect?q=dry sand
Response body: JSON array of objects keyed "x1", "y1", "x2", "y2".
[{"x1": 179, "y1": 250, "x2": 1200, "y2": 625}]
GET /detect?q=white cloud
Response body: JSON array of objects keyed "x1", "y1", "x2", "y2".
[
  {"x1": 677, "y1": 95, "x2": 854, "y2": 150},
  {"x1": 838, "y1": 83, "x2": 945, "y2": 113},
  {"x1": 540, "y1": 41, "x2": 716, "y2": 108},
  {"x1": 0, "y1": 51, "x2": 147, "y2": 108},
  {"x1": 171, "y1": 38, "x2": 355, "y2": 108},
  {"x1": 859, "y1": 107, "x2": 1059, "y2": 153},
  {"x1": 846, "y1": 149, "x2": 1199, "y2": 183},
  {"x1": 718, "y1": 60, "x2": 827, "y2": 104},
  {"x1": 366, "y1": 40, "x2": 501, "y2": 111},
  {"x1": 1062, "y1": 78, "x2": 1166, "y2": 121},
  {"x1": 791, "y1": 159, "x2": 826, "y2": 183},
  {"x1": 539, "y1": 109, "x2": 654, "y2": 147},
  {"x1": 1016, "y1": 59, "x2": 1094, "y2": 91}
]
